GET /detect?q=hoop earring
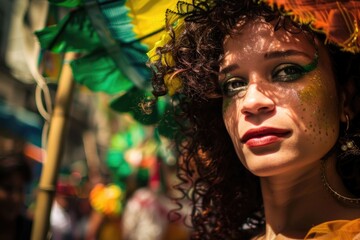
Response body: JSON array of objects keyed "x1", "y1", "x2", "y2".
[
  {"x1": 321, "y1": 114, "x2": 360, "y2": 206},
  {"x1": 321, "y1": 158, "x2": 360, "y2": 206}
]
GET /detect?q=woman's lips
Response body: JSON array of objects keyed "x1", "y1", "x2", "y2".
[{"x1": 241, "y1": 127, "x2": 291, "y2": 147}]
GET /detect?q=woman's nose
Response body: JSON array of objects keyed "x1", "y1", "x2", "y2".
[{"x1": 240, "y1": 83, "x2": 275, "y2": 116}]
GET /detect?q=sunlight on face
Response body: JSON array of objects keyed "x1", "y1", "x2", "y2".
[{"x1": 220, "y1": 18, "x2": 341, "y2": 177}]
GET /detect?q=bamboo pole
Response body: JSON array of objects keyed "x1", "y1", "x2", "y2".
[{"x1": 31, "y1": 52, "x2": 77, "y2": 240}]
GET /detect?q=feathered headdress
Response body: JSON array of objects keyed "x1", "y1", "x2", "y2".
[{"x1": 263, "y1": 0, "x2": 360, "y2": 53}]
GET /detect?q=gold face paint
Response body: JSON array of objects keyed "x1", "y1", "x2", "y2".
[
  {"x1": 298, "y1": 71, "x2": 322, "y2": 103},
  {"x1": 298, "y1": 69, "x2": 337, "y2": 145}
]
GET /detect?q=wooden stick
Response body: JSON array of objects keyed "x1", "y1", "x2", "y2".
[{"x1": 31, "y1": 52, "x2": 77, "y2": 240}]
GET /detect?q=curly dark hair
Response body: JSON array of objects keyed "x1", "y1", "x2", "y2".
[{"x1": 149, "y1": 0, "x2": 360, "y2": 239}]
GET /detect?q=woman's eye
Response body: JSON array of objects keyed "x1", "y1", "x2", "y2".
[
  {"x1": 222, "y1": 77, "x2": 247, "y2": 97},
  {"x1": 272, "y1": 64, "x2": 306, "y2": 82}
]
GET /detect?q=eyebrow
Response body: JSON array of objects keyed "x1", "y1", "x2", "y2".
[
  {"x1": 264, "y1": 49, "x2": 312, "y2": 59},
  {"x1": 219, "y1": 64, "x2": 240, "y2": 75},
  {"x1": 220, "y1": 49, "x2": 313, "y2": 75}
]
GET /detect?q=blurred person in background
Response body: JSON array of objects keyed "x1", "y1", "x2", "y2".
[
  {"x1": 50, "y1": 180, "x2": 77, "y2": 240},
  {"x1": 0, "y1": 151, "x2": 33, "y2": 240},
  {"x1": 121, "y1": 156, "x2": 191, "y2": 240}
]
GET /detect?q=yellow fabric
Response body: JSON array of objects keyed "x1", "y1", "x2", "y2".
[
  {"x1": 305, "y1": 218, "x2": 360, "y2": 239},
  {"x1": 125, "y1": 0, "x2": 184, "y2": 49},
  {"x1": 147, "y1": 17, "x2": 185, "y2": 95},
  {"x1": 129, "y1": 0, "x2": 195, "y2": 95}
]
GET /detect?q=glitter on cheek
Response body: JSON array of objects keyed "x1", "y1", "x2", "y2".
[
  {"x1": 297, "y1": 70, "x2": 338, "y2": 145},
  {"x1": 298, "y1": 71, "x2": 322, "y2": 104},
  {"x1": 296, "y1": 71, "x2": 328, "y2": 142}
]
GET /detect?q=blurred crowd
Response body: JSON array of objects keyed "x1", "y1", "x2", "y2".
[
  {"x1": 0, "y1": 0, "x2": 192, "y2": 239},
  {"x1": 0, "y1": 134, "x2": 191, "y2": 240}
]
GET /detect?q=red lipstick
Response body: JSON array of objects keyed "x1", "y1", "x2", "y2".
[{"x1": 241, "y1": 127, "x2": 290, "y2": 147}]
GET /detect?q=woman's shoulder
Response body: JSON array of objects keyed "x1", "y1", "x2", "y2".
[{"x1": 305, "y1": 218, "x2": 360, "y2": 239}]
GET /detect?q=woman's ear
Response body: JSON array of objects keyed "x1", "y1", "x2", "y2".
[{"x1": 340, "y1": 77, "x2": 359, "y2": 122}]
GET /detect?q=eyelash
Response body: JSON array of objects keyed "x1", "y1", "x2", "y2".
[
  {"x1": 221, "y1": 63, "x2": 307, "y2": 97},
  {"x1": 222, "y1": 77, "x2": 247, "y2": 97},
  {"x1": 272, "y1": 63, "x2": 306, "y2": 82}
]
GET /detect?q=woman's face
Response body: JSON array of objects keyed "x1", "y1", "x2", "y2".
[{"x1": 220, "y1": 18, "x2": 343, "y2": 177}]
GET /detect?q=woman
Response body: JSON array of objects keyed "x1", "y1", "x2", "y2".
[{"x1": 148, "y1": 0, "x2": 360, "y2": 239}]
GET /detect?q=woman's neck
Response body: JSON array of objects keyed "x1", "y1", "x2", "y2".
[{"x1": 259, "y1": 156, "x2": 360, "y2": 239}]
